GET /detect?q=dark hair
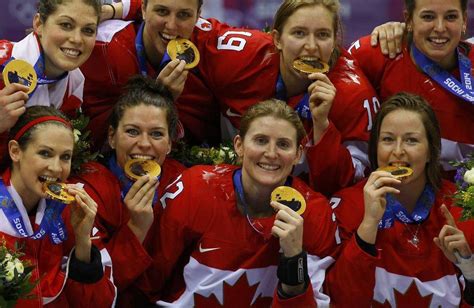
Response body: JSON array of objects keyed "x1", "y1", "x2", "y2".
[
  {"x1": 0, "y1": 106, "x2": 72, "y2": 172},
  {"x1": 143, "y1": 0, "x2": 203, "y2": 10},
  {"x1": 368, "y1": 92, "x2": 441, "y2": 191},
  {"x1": 38, "y1": 0, "x2": 101, "y2": 23},
  {"x1": 109, "y1": 75, "x2": 178, "y2": 140},
  {"x1": 272, "y1": 0, "x2": 342, "y2": 67},
  {"x1": 239, "y1": 99, "x2": 306, "y2": 145}
]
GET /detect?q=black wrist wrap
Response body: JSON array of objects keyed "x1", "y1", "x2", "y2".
[{"x1": 277, "y1": 250, "x2": 309, "y2": 286}]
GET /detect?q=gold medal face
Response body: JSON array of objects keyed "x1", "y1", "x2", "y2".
[
  {"x1": 43, "y1": 182, "x2": 75, "y2": 204},
  {"x1": 292, "y1": 58, "x2": 329, "y2": 74},
  {"x1": 271, "y1": 186, "x2": 306, "y2": 215},
  {"x1": 124, "y1": 159, "x2": 161, "y2": 181},
  {"x1": 377, "y1": 166, "x2": 414, "y2": 180},
  {"x1": 2, "y1": 59, "x2": 37, "y2": 94},
  {"x1": 167, "y1": 38, "x2": 200, "y2": 69}
]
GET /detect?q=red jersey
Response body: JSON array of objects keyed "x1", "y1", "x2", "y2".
[
  {"x1": 80, "y1": 19, "x2": 220, "y2": 149},
  {"x1": 189, "y1": 21, "x2": 378, "y2": 195},
  {"x1": 71, "y1": 158, "x2": 185, "y2": 306},
  {"x1": 349, "y1": 36, "x2": 474, "y2": 172},
  {"x1": 139, "y1": 164, "x2": 338, "y2": 307},
  {"x1": 0, "y1": 169, "x2": 116, "y2": 307},
  {"x1": 326, "y1": 179, "x2": 474, "y2": 307},
  {"x1": 0, "y1": 33, "x2": 84, "y2": 164}
]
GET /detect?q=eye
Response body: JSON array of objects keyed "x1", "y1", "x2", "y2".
[
  {"x1": 380, "y1": 136, "x2": 394, "y2": 143},
  {"x1": 82, "y1": 27, "x2": 96, "y2": 36},
  {"x1": 405, "y1": 137, "x2": 419, "y2": 144},
  {"x1": 277, "y1": 140, "x2": 291, "y2": 150},
  {"x1": 38, "y1": 150, "x2": 51, "y2": 157},
  {"x1": 150, "y1": 130, "x2": 164, "y2": 139},
  {"x1": 126, "y1": 128, "x2": 139, "y2": 136},
  {"x1": 254, "y1": 136, "x2": 267, "y2": 145},
  {"x1": 446, "y1": 13, "x2": 459, "y2": 21},
  {"x1": 155, "y1": 8, "x2": 169, "y2": 16},
  {"x1": 61, "y1": 153, "x2": 72, "y2": 161},
  {"x1": 177, "y1": 11, "x2": 193, "y2": 19},
  {"x1": 317, "y1": 31, "x2": 332, "y2": 39},
  {"x1": 60, "y1": 22, "x2": 73, "y2": 30},
  {"x1": 292, "y1": 30, "x2": 306, "y2": 38},
  {"x1": 420, "y1": 14, "x2": 434, "y2": 21}
]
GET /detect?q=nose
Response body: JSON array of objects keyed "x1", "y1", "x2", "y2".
[
  {"x1": 393, "y1": 139, "x2": 405, "y2": 157},
  {"x1": 48, "y1": 157, "x2": 62, "y2": 174},
  {"x1": 434, "y1": 17, "x2": 446, "y2": 32},
  {"x1": 69, "y1": 28, "x2": 82, "y2": 44},
  {"x1": 165, "y1": 14, "x2": 178, "y2": 32},
  {"x1": 304, "y1": 35, "x2": 318, "y2": 53},
  {"x1": 264, "y1": 142, "x2": 278, "y2": 159},
  {"x1": 137, "y1": 133, "x2": 152, "y2": 148}
]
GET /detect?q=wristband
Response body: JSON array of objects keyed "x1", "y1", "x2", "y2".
[
  {"x1": 454, "y1": 252, "x2": 474, "y2": 281},
  {"x1": 105, "y1": 3, "x2": 116, "y2": 19},
  {"x1": 277, "y1": 250, "x2": 309, "y2": 286}
]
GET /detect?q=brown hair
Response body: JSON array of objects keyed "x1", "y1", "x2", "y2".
[
  {"x1": 239, "y1": 99, "x2": 306, "y2": 145},
  {"x1": 38, "y1": 0, "x2": 101, "y2": 23},
  {"x1": 368, "y1": 92, "x2": 441, "y2": 191},
  {"x1": 109, "y1": 75, "x2": 179, "y2": 140},
  {"x1": 272, "y1": 0, "x2": 342, "y2": 67},
  {"x1": 0, "y1": 106, "x2": 72, "y2": 172}
]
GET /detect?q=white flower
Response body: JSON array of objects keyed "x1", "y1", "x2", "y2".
[
  {"x1": 5, "y1": 260, "x2": 15, "y2": 281},
  {"x1": 14, "y1": 258, "x2": 24, "y2": 274},
  {"x1": 2, "y1": 253, "x2": 12, "y2": 264},
  {"x1": 464, "y1": 168, "x2": 474, "y2": 184},
  {"x1": 73, "y1": 129, "x2": 82, "y2": 143}
]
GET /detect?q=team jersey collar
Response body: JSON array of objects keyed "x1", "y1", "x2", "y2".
[{"x1": 135, "y1": 22, "x2": 172, "y2": 76}]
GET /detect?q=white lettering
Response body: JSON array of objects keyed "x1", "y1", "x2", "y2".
[
  {"x1": 464, "y1": 73, "x2": 472, "y2": 90},
  {"x1": 13, "y1": 217, "x2": 27, "y2": 236}
]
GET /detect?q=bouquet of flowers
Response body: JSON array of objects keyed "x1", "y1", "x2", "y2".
[
  {"x1": 171, "y1": 141, "x2": 239, "y2": 166},
  {"x1": 70, "y1": 112, "x2": 101, "y2": 174},
  {"x1": 0, "y1": 239, "x2": 36, "y2": 307},
  {"x1": 451, "y1": 153, "x2": 474, "y2": 220}
]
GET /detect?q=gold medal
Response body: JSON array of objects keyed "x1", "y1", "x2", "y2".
[
  {"x1": 271, "y1": 186, "x2": 306, "y2": 215},
  {"x1": 377, "y1": 166, "x2": 414, "y2": 180},
  {"x1": 124, "y1": 158, "x2": 161, "y2": 182},
  {"x1": 292, "y1": 57, "x2": 329, "y2": 74},
  {"x1": 43, "y1": 182, "x2": 75, "y2": 204},
  {"x1": 167, "y1": 38, "x2": 200, "y2": 69},
  {"x1": 2, "y1": 59, "x2": 37, "y2": 94}
]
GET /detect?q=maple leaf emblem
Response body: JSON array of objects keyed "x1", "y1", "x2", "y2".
[
  {"x1": 193, "y1": 273, "x2": 273, "y2": 307},
  {"x1": 372, "y1": 281, "x2": 434, "y2": 307}
]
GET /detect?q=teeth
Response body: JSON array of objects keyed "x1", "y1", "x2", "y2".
[
  {"x1": 130, "y1": 154, "x2": 155, "y2": 160},
  {"x1": 299, "y1": 56, "x2": 319, "y2": 61},
  {"x1": 258, "y1": 163, "x2": 279, "y2": 171},
  {"x1": 39, "y1": 176, "x2": 58, "y2": 182},
  {"x1": 429, "y1": 38, "x2": 448, "y2": 44},
  {"x1": 390, "y1": 162, "x2": 409, "y2": 167},
  {"x1": 161, "y1": 33, "x2": 177, "y2": 40},
  {"x1": 61, "y1": 48, "x2": 80, "y2": 57}
]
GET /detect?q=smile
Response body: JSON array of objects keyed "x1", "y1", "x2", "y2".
[
  {"x1": 60, "y1": 48, "x2": 81, "y2": 57},
  {"x1": 257, "y1": 163, "x2": 280, "y2": 171},
  {"x1": 129, "y1": 154, "x2": 155, "y2": 160}
]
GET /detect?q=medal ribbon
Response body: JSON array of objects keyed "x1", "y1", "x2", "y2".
[
  {"x1": 107, "y1": 155, "x2": 159, "y2": 206},
  {"x1": 275, "y1": 73, "x2": 312, "y2": 120},
  {"x1": 378, "y1": 184, "x2": 435, "y2": 229},
  {"x1": 412, "y1": 43, "x2": 474, "y2": 104},
  {"x1": 233, "y1": 169, "x2": 291, "y2": 238},
  {"x1": 0, "y1": 179, "x2": 67, "y2": 244},
  {"x1": 135, "y1": 22, "x2": 172, "y2": 76}
]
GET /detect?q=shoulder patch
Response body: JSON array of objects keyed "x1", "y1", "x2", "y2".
[{"x1": 195, "y1": 18, "x2": 212, "y2": 32}]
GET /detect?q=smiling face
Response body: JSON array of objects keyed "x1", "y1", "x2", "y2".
[
  {"x1": 234, "y1": 116, "x2": 302, "y2": 192},
  {"x1": 377, "y1": 109, "x2": 430, "y2": 189},
  {"x1": 407, "y1": 0, "x2": 467, "y2": 69},
  {"x1": 9, "y1": 124, "x2": 74, "y2": 208},
  {"x1": 108, "y1": 104, "x2": 172, "y2": 169},
  {"x1": 273, "y1": 4, "x2": 336, "y2": 83},
  {"x1": 33, "y1": 0, "x2": 98, "y2": 78},
  {"x1": 141, "y1": 0, "x2": 200, "y2": 64}
]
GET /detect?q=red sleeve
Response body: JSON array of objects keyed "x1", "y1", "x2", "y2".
[
  {"x1": 324, "y1": 184, "x2": 378, "y2": 306},
  {"x1": 122, "y1": 0, "x2": 142, "y2": 20},
  {"x1": 71, "y1": 163, "x2": 153, "y2": 292},
  {"x1": 307, "y1": 50, "x2": 377, "y2": 196},
  {"x1": 272, "y1": 286, "x2": 316, "y2": 307},
  {"x1": 347, "y1": 35, "x2": 390, "y2": 90},
  {"x1": 61, "y1": 276, "x2": 116, "y2": 307}
]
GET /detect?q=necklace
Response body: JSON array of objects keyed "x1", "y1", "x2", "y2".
[{"x1": 403, "y1": 223, "x2": 421, "y2": 248}]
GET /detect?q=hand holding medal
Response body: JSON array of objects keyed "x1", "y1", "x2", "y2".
[
  {"x1": 270, "y1": 186, "x2": 305, "y2": 259},
  {"x1": 43, "y1": 182, "x2": 76, "y2": 204},
  {"x1": 166, "y1": 39, "x2": 200, "y2": 70}
]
